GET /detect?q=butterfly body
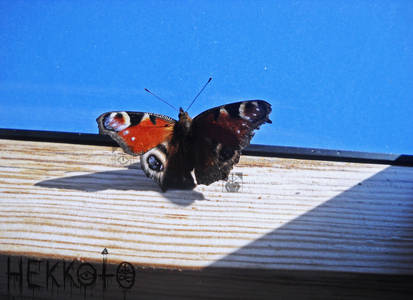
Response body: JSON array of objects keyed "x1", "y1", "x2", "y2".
[{"x1": 97, "y1": 100, "x2": 271, "y2": 191}]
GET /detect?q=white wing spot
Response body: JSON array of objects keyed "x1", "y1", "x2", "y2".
[
  {"x1": 131, "y1": 137, "x2": 136, "y2": 141},
  {"x1": 220, "y1": 107, "x2": 228, "y2": 115},
  {"x1": 104, "y1": 112, "x2": 131, "y2": 131},
  {"x1": 123, "y1": 130, "x2": 129, "y2": 135},
  {"x1": 239, "y1": 102, "x2": 251, "y2": 121},
  {"x1": 239, "y1": 103, "x2": 245, "y2": 116}
]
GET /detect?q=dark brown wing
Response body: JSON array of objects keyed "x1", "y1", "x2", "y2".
[
  {"x1": 140, "y1": 139, "x2": 195, "y2": 192},
  {"x1": 190, "y1": 100, "x2": 272, "y2": 185}
]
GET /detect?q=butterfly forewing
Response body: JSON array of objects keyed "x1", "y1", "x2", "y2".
[
  {"x1": 191, "y1": 100, "x2": 271, "y2": 185},
  {"x1": 97, "y1": 111, "x2": 176, "y2": 155}
]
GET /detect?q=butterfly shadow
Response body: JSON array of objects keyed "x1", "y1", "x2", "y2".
[{"x1": 34, "y1": 163, "x2": 205, "y2": 206}]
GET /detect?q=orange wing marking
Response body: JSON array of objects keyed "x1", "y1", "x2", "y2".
[{"x1": 120, "y1": 118, "x2": 174, "y2": 154}]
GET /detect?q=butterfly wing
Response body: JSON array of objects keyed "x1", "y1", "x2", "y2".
[
  {"x1": 191, "y1": 100, "x2": 272, "y2": 185},
  {"x1": 97, "y1": 111, "x2": 194, "y2": 191},
  {"x1": 96, "y1": 111, "x2": 176, "y2": 155},
  {"x1": 141, "y1": 140, "x2": 195, "y2": 191}
]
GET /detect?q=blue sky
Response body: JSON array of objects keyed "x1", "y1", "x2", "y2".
[{"x1": 1, "y1": 0, "x2": 412, "y2": 154}]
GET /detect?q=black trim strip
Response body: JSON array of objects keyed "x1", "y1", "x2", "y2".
[
  {"x1": 0, "y1": 128, "x2": 117, "y2": 147},
  {"x1": 1, "y1": 128, "x2": 412, "y2": 166},
  {"x1": 246, "y1": 144, "x2": 413, "y2": 166}
]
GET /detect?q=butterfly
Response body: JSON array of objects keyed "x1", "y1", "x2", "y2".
[{"x1": 97, "y1": 100, "x2": 271, "y2": 191}]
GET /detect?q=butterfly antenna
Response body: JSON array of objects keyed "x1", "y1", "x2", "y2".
[
  {"x1": 186, "y1": 77, "x2": 212, "y2": 112},
  {"x1": 144, "y1": 88, "x2": 178, "y2": 111}
]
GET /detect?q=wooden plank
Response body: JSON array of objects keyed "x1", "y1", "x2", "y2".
[{"x1": 1, "y1": 139, "x2": 412, "y2": 299}]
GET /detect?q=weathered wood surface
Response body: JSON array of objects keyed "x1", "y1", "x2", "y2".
[{"x1": 1, "y1": 139, "x2": 413, "y2": 299}]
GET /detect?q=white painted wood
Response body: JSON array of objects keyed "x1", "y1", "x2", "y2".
[{"x1": 0, "y1": 139, "x2": 412, "y2": 275}]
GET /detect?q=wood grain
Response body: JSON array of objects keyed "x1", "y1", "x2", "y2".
[
  {"x1": 0, "y1": 140, "x2": 413, "y2": 299},
  {"x1": 0, "y1": 139, "x2": 413, "y2": 298}
]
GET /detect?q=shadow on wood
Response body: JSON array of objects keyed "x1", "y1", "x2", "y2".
[
  {"x1": 209, "y1": 164, "x2": 413, "y2": 273},
  {"x1": 34, "y1": 163, "x2": 205, "y2": 206},
  {"x1": 206, "y1": 164, "x2": 413, "y2": 299},
  {"x1": 2, "y1": 255, "x2": 411, "y2": 300},
  {"x1": 3, "y1": 163, "x2": 412, "y2": 299}
]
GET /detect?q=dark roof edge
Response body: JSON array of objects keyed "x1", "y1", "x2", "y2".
[{"x1": 1, "y1": 128, "x2": 412, "y2": 167}]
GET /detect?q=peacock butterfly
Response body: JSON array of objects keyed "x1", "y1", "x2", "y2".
[{"x1": 97, "y1": 96, "x2": 271, "y2": 191}]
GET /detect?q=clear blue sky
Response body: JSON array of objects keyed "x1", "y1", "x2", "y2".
[{"x1": 1, "y1": 1, "x2": 412, "y2": 154}]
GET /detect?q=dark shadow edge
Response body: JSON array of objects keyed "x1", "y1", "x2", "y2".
[{"x1": 2, "y1": 253, "x2": 412, "y2": 299}]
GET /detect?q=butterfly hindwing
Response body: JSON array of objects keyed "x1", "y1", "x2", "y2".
[
  {"x1": 96, "y1": 111, "x2": 176, "y2": 155},
  {"x1": 140, "y1": 136, "x2": 196, "y2": 192},
  {"x1": 190, "y1": 100, "x2": 271, "y2": 185},
  {"x1": 140, "y1": 142, "x2": 169, "y2": 190}
]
